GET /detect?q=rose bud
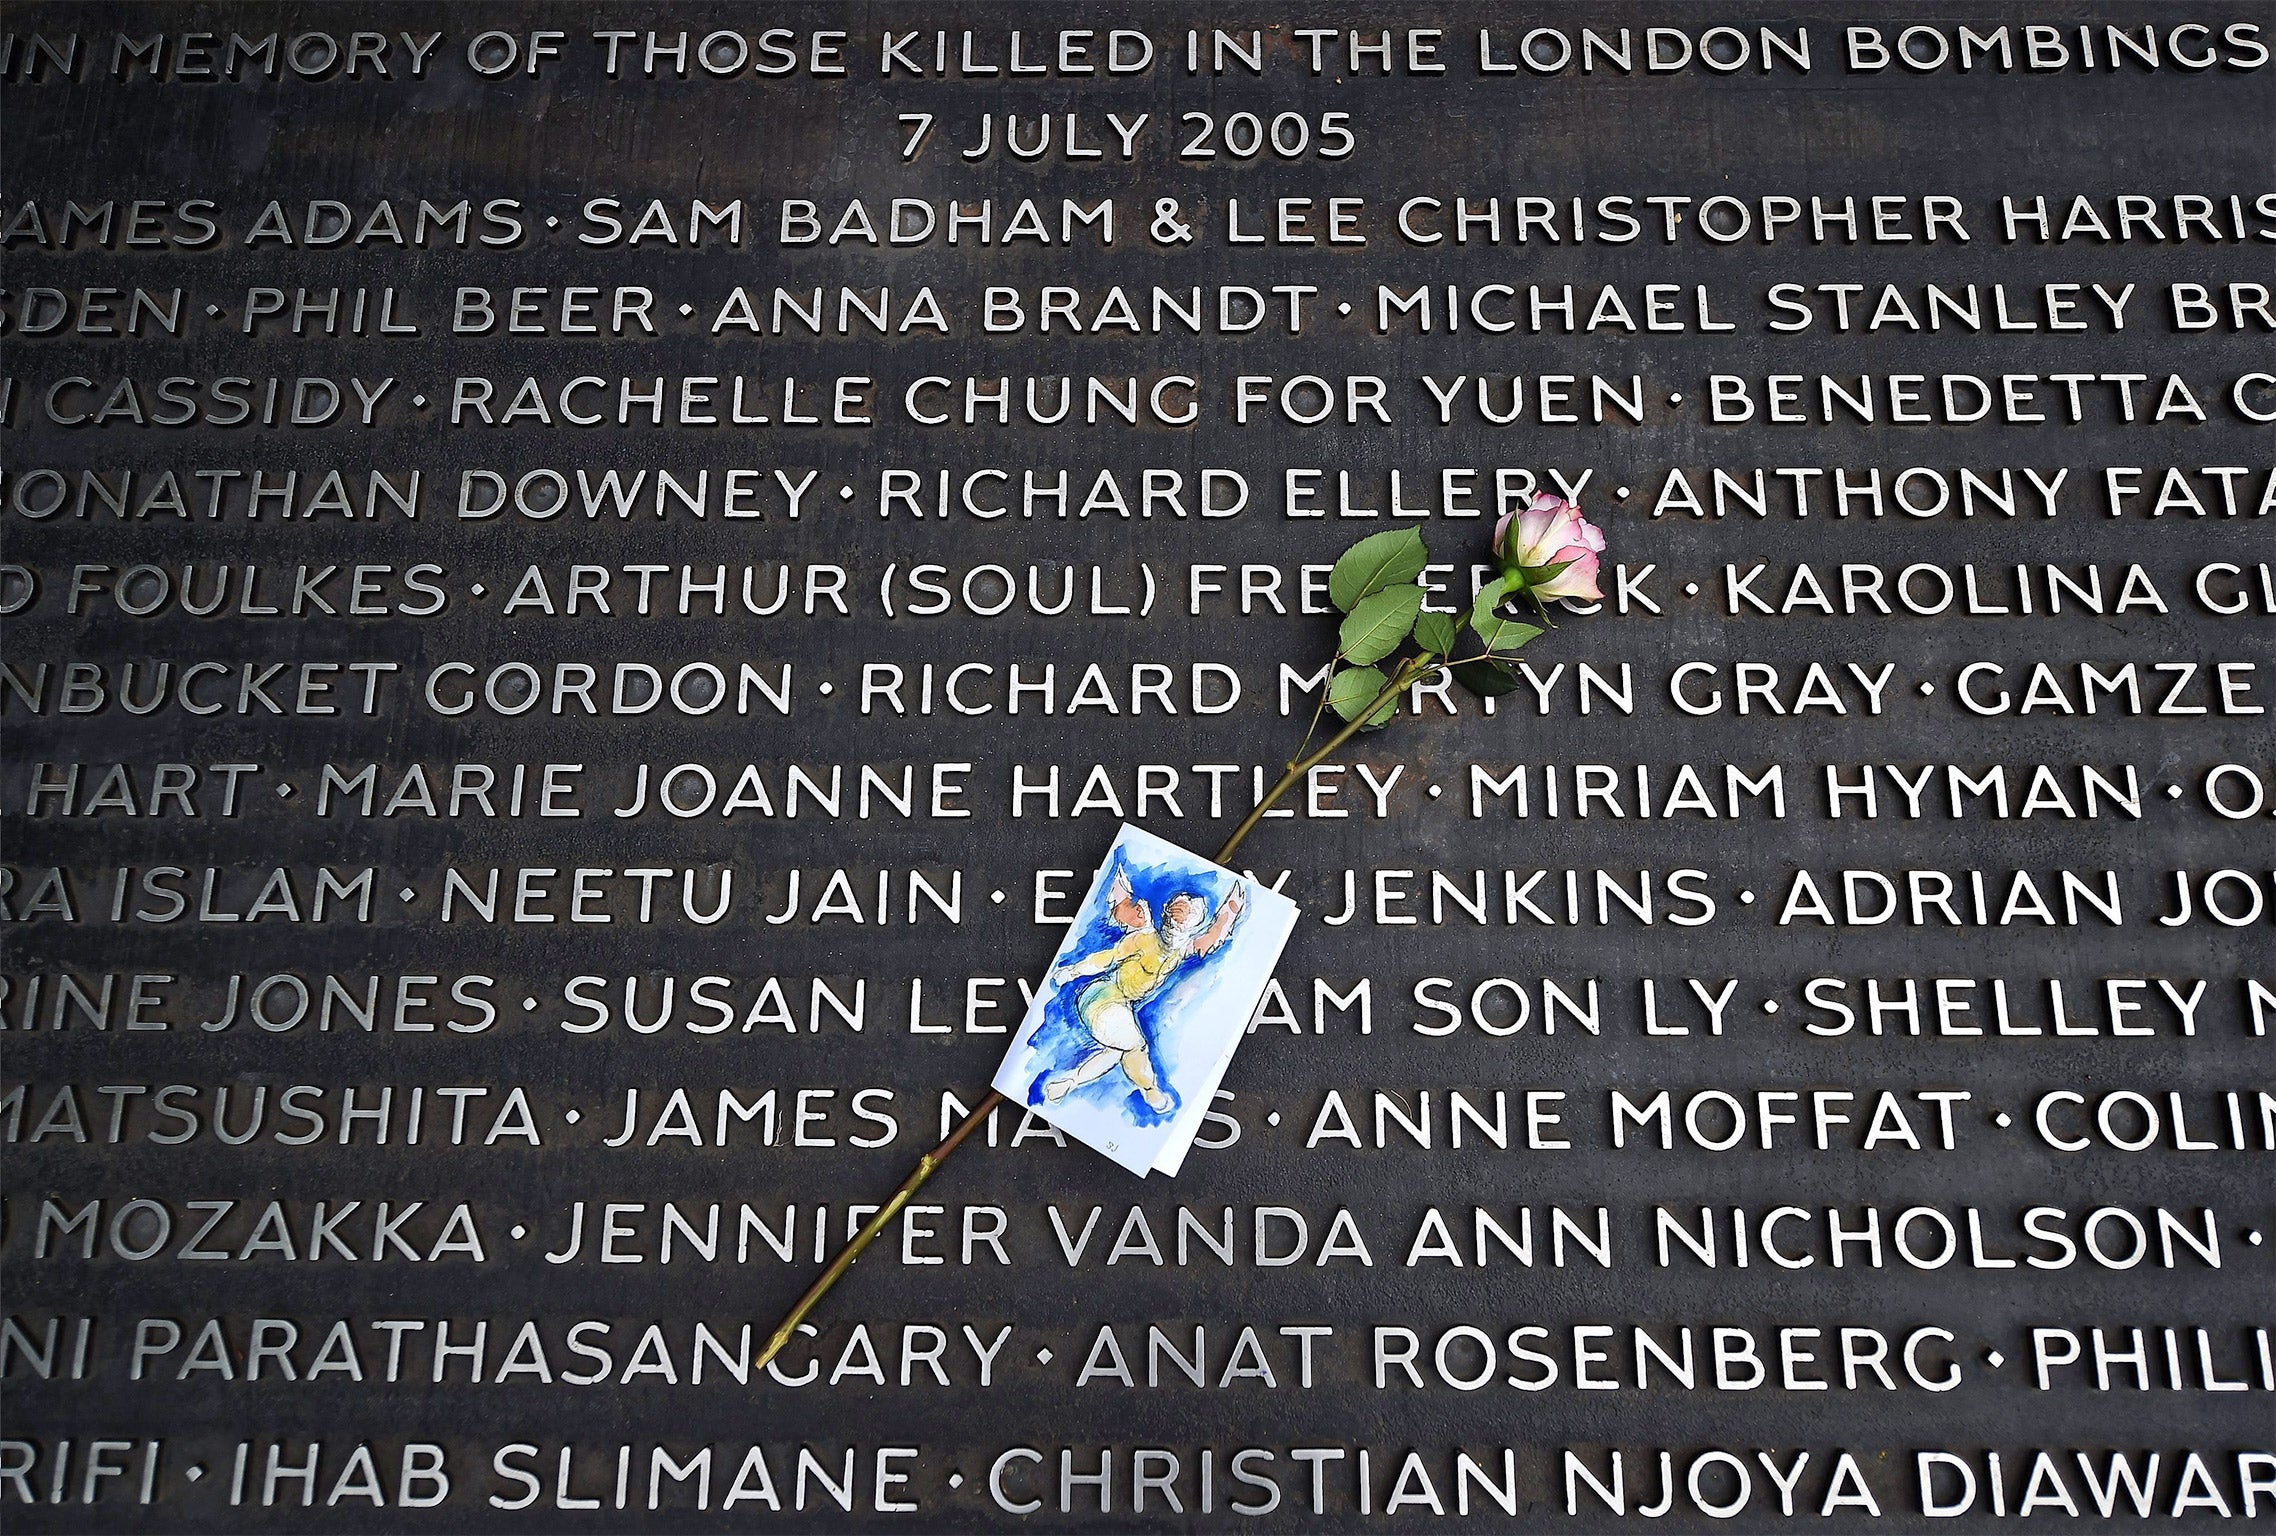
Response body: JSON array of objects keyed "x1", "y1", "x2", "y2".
[{"x1": 1492, "y1": 493, "x2": 1606, "y2": 602}]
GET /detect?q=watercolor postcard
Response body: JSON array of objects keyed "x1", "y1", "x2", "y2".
[{"x1": 992, "y1": 823, "x2": 1299, "y2": 1176}]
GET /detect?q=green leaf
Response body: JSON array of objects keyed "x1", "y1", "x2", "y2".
[
  {"x1": 1339, "y1": 586, "x2": 1423, "y2": 665},
  {"x1": 1411, "y1": 608, "x2": 1458, "y2": 655},
  {"x1": 1328, "y1": 528, "x2": 1428, "y2": 612},
  {"x1": 1451, "y1": 658, "x2": 1521, "y2": 697},
  {"x1": 1469, "y1": 579, "x2": 1542, "y2": 654},
  {"x1": 1476, "y1": 614, "x2": 1542, "y2": 655},
  {"x1": 1327, "y1": 665, "x2": 1398, "y2": 729}
]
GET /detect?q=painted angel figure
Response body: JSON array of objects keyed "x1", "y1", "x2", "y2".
[{"x1": 1042, "y1": 869, "x2": 1247, "y2": 1111}]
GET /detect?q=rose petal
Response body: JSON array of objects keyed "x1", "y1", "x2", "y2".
[
  {"x1": 1511, "y1": 506, "x2": 1570, "y2": 564},
  {"x1": 1532, "y1": 550, "x2": 1602, "y2": 602}
]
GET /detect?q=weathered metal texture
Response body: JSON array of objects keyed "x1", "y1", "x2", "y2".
[{"x1": 1, "y1": 3, "x2": 2270, "y2": 1530}]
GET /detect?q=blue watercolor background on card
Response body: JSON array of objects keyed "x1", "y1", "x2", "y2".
[{"x1": 1016, "y1": 847, "x2": 1244, "y2": 1128}]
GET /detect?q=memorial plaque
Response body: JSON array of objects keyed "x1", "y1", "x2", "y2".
[{"x1": 1, "y1": 3, "x2": 2270, "y2": 1529}]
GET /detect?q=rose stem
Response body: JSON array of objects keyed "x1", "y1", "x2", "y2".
[
  {"x1": 756, "y1": 1086, "x2": 1003, "y2": 1370},
  {"x1": 753, "y1": 655, "x2": 1435, "y2": 1370},
  {"x1": 1209, "y1": 655, "x2": 1431, "y2": 867}
]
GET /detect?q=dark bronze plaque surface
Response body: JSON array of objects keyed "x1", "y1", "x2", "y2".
[{"x1": 2, "y1": 3, "x2": 2271, "y2": 1530}]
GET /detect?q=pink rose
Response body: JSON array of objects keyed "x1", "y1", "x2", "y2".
[{"x1": 1492, "y1": 493, "x2": 1606, "y2": 602}]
